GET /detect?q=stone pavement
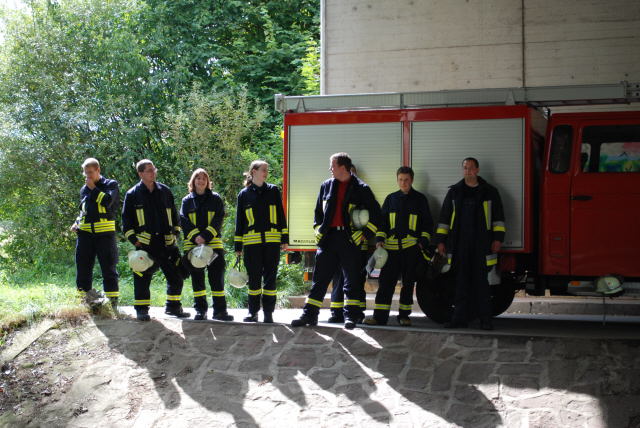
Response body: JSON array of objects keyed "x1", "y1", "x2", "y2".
[{"x1": 5, "y1": 307, "x2": 639, "y2": 427}]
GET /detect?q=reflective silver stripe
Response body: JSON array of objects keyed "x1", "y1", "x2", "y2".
[
  {"x1": 492, "y1": 221, "x2": 506, "y2": 232},
  {"x1": 436, "y1": 223, "x2": 450, "y2": 234},
  {"x1": 486, "y1": 253, "x2": 498, "y2": 266}
]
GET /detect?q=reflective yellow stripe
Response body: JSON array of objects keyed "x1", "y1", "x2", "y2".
[
  {"x1": 211, "y1": 291, "x2": 225, "y2": 297},
  {"x1": 248, "y1": 288, "x2": 262, "y2": 296},
  {"x1": 125, "y1": 229, "x2": 135, "y2": 238},
  {"x1": 208, "y1": 211, "x2": 214, "y2": 224},
  {"x1": 137, "y1": 232, "x2": 151, "y2": 245},
  {"x1": 269, "y1": 204, "x2": 277, "y2": 224},
  {"x1": 399, "y1": 304, "x2": 413, "y2": 311},
  {"x1": 189, "y1": 212, "x2": 196, "y2": 225},
  {"x1": 166, "y1": 295, "x2": 181, "y2": 301},
  {"x1": 351, "y1": 230, "x2": 363, "y2": 244},
  {"x1": 409, "y1": 214, "x2": 417, "y2": 231},
  {"x1": 345, "y1": 299, "x2": 359, "y2": 306},
  {"x1": 78, "y1": 220, "x2": 116, "y2": 233},
  {"x1": 206, "y1": 226, "x2": 217, "y2": 237},
  {"x1": 492, "y1": 221, "x2": 506, "y2": 232},
  {"x1": 385, "y1": 237, "x2": 399, "y2": 250},
  {"x1": 96, "y1": 191, "x2": 105, "y2": 205},
  {"x1": 193, "y1": 290, "x2": 207, "y2": 297},
  {"x1": 264, "y1": 231, "x2": 282, "y2": 243},
  {"x1": 164, "y1": 234, "x2": 176, "y2": 246},
  {"x1": 166, "y1": 208, "x2": 173, "y2": 227},
  {"x1": 133, "y1": 271, "x2": 143, "y2": 277},
  {"x1": 282, "y1": 228, "x2": 289, "y2": 234},
  {"x1": 374, "y1": 304, "x2": 391, "y2": 310},
  {"x1": 134, "y1": 299, "x2": 150, "y2": 305},
  {"x1": 376, "y1": 231, "x2": 387, "y2": 239},
  {"x1": 401, "y1": 237, "x2": 418, "y2": 248},
  {"x1": 306, "y1": 297, "x2": 323, "y2": 307},
  {"x1": 97, "y1": 204, "x2": 106, "y2": 214},
  {"x1": 136, "y1": 208, "x2": 145, "y2": 227},
  {"x1": 483, "y1": 201, "x2": 490, "y2": 230},
  {"x1": 105, "y1": 291, "x2": 119, "y2": 298},
  {"x1": 421, "y1": 231, "x2": 431, "y2": 241},
  {"x1": 262, "y1": 289, "x2": 277, "y2": 296},
  {"x1": 187, "y1": 228, "x2": 200, "y2": 240},
  {"x1": 359, "y1": 301, "x2": 366, "y2": 308},
  {"x1": 234, "y1": 235, "x2": 243, "y2": 242},
  {"x1": 245, "y1": 208, "x2": 255, "y2": 227},
  {"x1": 389, "y1": 212, "x2": 396, "y2": 229},
  {"x1": 486, "y1": 254, "x2": 498, "y2": 266},
  {"x1": 330, "y1": 301, "x2": 344, "y2": 308},
  {"x1": 366, "y1": 222, "x2": 377, "y2": 233}
]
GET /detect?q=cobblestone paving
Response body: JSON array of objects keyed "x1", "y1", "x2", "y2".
[{"x1": 3, "y1": 314, "x2": 640, "y2": 427}]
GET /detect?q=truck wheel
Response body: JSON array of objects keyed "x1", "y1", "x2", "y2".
[
  {"x1": 491, "y1": 283, "x2": 516, "y2": 316},
  {"x1": 416, "y1": 271, "x2": 455, "y2": 324}
]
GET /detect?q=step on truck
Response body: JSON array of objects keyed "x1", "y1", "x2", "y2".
[{"x1": 276, "y1": 83, "x2": 640, "y2": 322}]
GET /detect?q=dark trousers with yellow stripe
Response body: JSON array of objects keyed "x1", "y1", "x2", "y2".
[
  {"x1": 330, "y1": 249, "x2": 367, "y2": 318},
  {"x1": 189, "y1": 249, "x2": 227, "y2": 315},
  {"x1": 372, "y1": 245, "x2": 420, "y2": 323},
  {"x1": 304, "y1": 230, "x2": 363, "y2": 321},
  {"x1": 133, "y1": 241, "x2": 184, "y2": 312},
  {"x1": 452, "y1": 241, "x2": 491, "y2": 323},
  {"x1": 75, "y1": 231, "x2": 119, "y2": 298},
  {"x1": 243, "y1": 243, "x2": 280, "y2": 315}
]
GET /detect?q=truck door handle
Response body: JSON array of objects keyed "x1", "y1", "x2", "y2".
[{"x1": 571, "y1": 195, "x2": 592, "y2": 201}]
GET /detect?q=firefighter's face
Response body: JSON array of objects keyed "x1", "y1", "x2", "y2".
[
  {"x1": 253, "y1": 164, "x2": 268, "y2": 184},
  {"x1": 194, "y1": 173, "x2": 209, "y2": 194},
  {"x1": 462, "y1": 160, "x2": 479, "y2": 179},
  {"x1": 139, "y1": 164, "x2": 157, "y2": 183},
  {"x1": 330, "y1": 158, "x2": 349, "y2": 181},
  {"x1": 83, "y1": 165, "x2": 100, "y2": 183},
  {"x1": 397, "y1": 173, "x2": 413, "y2": 193}
]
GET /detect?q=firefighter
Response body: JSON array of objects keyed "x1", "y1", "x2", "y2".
[
  {"x1": 364, "y1": 166, "x2": 433, "y2": 326},
  {"x1": 435, "y1": 157, "x2": 505, "y2": 330},
  {"x1": 180, "y1": 168, "x2": 234, "y2": 322},
  {"x1": 70, "y1": 158, "x2": 120, "y2": 308},
  {"x1": 122, "y1": 159, "x2": 190, "y2": 321},
  {"x1": 291, "y1": 152, "x2": 381, "y2": 330},
  {"x1": 234, "y1": 160, "x2": 288, "y2": 323}
]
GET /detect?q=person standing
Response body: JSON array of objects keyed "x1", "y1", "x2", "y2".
[
  {"x1": 70, "y1": 158, "x2": 120, "y2": 309},
  {"x1": 291, "y1": 152, "x2": 381, "y2": 330},
  {"x1": 180, "y1": 168, "x2": 234, "y2": 322},
  {"x1": 365, "y1": 166, "x2": 433, "y2": 327},
  {"x1": 234, "y1": 160, "x2": 288, "y2": 323},
  {"x1": 435, "y1": 157, "x2": 505, "y2": 330},
  {"x1": 122, "y1": 159, "x2": 190, "y2": 321}
]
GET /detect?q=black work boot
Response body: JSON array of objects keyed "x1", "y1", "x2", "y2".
[
  {"x1": 243, "y1": 313, "x2": 258, "y2": 322},
  {"x1": 327, "y1": 311, "x2": 344, "y2": 323},
  {"x1": 212, "y1": 312, "x2": 234, "y2": 321},
  {"x1": 136, "y1": 308, "x2": 150, "y2": 322},
  {"x1": 194, "y1": 311, "x2": 207, "y2": 321},
  {"x1": 165, "y1": 305, "x2": 191, "y2": 318},
  {"x1": 263, "y1": 312, "x2": 274, "y2": 323},
  {"x1": 291, "y1": 313, "x2": 317, "y2": 327},
  {"x1": 344, "y1": 318, "x2": 356, "y2": 330}
]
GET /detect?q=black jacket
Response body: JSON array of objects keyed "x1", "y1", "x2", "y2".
[
  {"x1": 75, "y1": 176, "x2": 119, "y2": 234},
  {"x1": 122, "y1": 181, "x2": 180, "y2": 247},
  {"x1": 376, "y1": 188, "x2": 433, "y2": 250},
  {"x1": 435, "y1": 177, "x2": 506, "y2": 267},
  {"x1": 180, "y1": 189, "x2": 225, "y2": 251},
  {"x1": 234, "y1": 183, "x2": 288, "y2": 251},
  {"x1": 313, "y1": 174, "x2": 381, "y2": 247}
]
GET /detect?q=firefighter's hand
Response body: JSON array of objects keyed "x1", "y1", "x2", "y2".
[
  {"x1": 235, "y1": 250, "x2": 242, "y2": 257},
  {"x1": 437, "y1": 243, "x2": 446, "y2": 255},
  {"x1": 70, "y1": 223, "x2": 78, "y2": 232},
  {"x1": 491, "y1": 240, "x2": 502, "y2": 253},
  {"x1": 376, "y1": 241, "x2": 384, "y2": 249},
  {"x1": 85, "y1": 176, "x2": 96, "y2": 190},
  {"x1": 280, "y1": 243, "x2": 288, "y2": 251},
  {"x1": 195, "y1": 235, "x2": 205, "y2": 245}
]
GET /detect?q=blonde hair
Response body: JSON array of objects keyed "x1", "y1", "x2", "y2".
[
  {"x1": 188, "y1": 168, "x2": 211, "y2": 193},
  {"x1": 243, "y1": 160, "x2": 268, "y2": 187}
]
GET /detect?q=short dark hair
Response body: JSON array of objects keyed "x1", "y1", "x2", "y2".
[
  {"x1": 462, "y1": 157, "x2": 479, "y2": 168},
  {"x1": 330, "y1": 152, "x2": 353, "y2": 170},
  {"x1": 136, "y1": 159, "x2": 154, "y2": 172},
  {"x1": 396, "y1": 166, "x2": 414, "y2": 179}
]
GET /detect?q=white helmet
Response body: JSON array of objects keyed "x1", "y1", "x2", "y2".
[
  {"x1": 188, "y1": 245, "x2": 216, "y2": 269},
  {"x1": 595, "y1": 275, "x2": 624, "y2": 295},
  {"x1": 366, "y1": 247, "x2": 388, "y2": 274},
  {"x1": 228, "y1": 257, "x2": 248, "y2": 288},
  {"x1": 128, "y1": 250, "x2": 153, "y2": 272},
  {"x1": 351, "y1": 209, "x2": 370, "y2": 230}
]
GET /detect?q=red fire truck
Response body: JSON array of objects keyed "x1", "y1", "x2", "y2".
[{"x1": 276, "y1": 83, "x2": 640, "y2": 321}]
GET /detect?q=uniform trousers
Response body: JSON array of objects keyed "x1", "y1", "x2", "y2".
[
  {"x1": 75, "y1": 231, "x2": 119, "y2": 296},
  {"x1": 330, "y1": 249, "x2": 367, "y2": 317},
  {"x1": 189, "y1": 249, "x2": 227, "y2": 315},
  {"x1": 243, "y1": 243, "x2": 280, "y2": 315}
]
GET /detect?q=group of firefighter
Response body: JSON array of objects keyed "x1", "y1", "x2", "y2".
[{"x1": 73, "y1": 151, "x2": 505, "y2": 330}]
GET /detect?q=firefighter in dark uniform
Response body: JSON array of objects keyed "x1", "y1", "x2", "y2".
[
  {"x1": 435, "y1": 157, "x2": 505, "y2": 330},
  {"x1": 234, "y1": 160, "x2": 288, "y2": 323},
  {"x1": 291, "y1": 152, "x2": 381, "y2": 330},
  {"x1": 70, "y1": 158, "x2": 120, "y2": 308},
  {"x1": 180, "y1": 168, "x2": 234, "y2": 322},
  {"x1": 365, "y1": 166, "x2": 433, "y2": 326},
  {"x1": 122, "y1": 159, "x2": 190, "y2": 321}
]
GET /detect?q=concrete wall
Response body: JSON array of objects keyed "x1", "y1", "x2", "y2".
[{"x1": 321, "y1": 0, "x2": 640, "y2": 95}]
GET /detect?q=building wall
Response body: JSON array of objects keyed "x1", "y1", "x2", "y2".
[{"x1": 322, "y1": 0, "x2": 640, "y2": 95}]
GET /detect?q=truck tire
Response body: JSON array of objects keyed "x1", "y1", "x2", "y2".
[
  {"x1": 415, "y1": 271, "x2": 455, "y2": 324},
  {"x1": 490, "y1": 283, "x2": 516, "y2": 316}
]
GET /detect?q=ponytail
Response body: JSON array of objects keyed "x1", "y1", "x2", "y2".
[{"x1": 243, "y1": 160, "x2": 268, "y2": 187}]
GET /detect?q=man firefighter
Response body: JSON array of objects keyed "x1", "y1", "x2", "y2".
[
  {"x1": 122, "y1": 159, "x2": 190, "y2": 321},
  {"x1": 435, "y1": 157, "x2": 505, "y2": 330},
  {"x1": 364, "y1": 166, "x2": 433, "y2": 327},
  {"x1": 291, "y1": 152, "x2": 381, "y2": 330},
  {"x1": 70, "y1": 158, "x2": 120, "y2": 308}
]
